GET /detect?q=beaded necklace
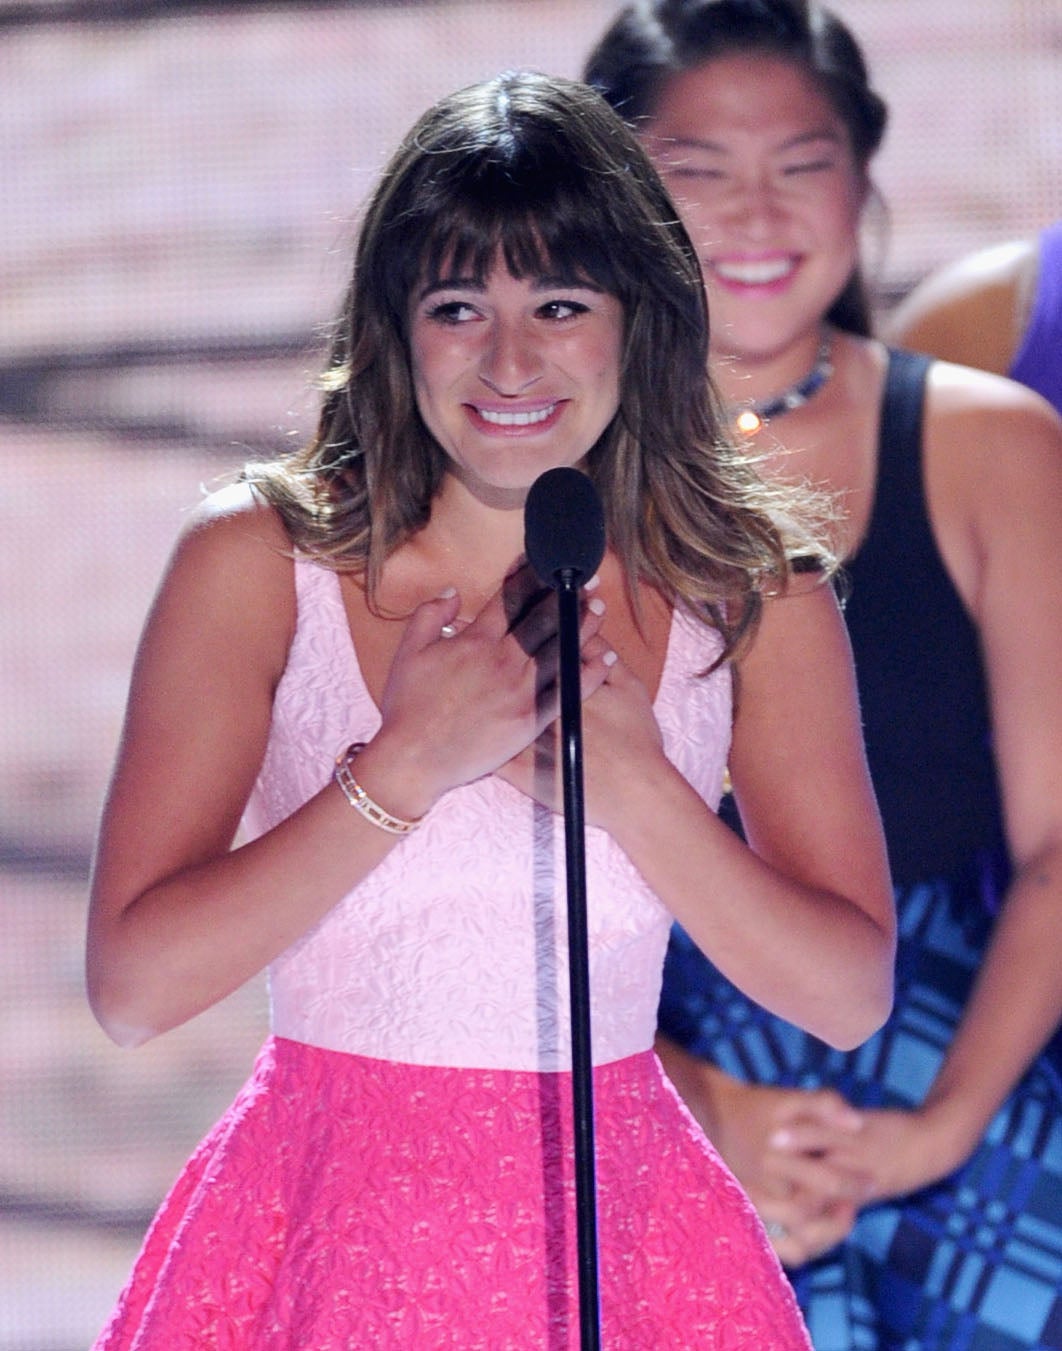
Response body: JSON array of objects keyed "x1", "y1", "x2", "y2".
[{"x1": 731, "y1": 337, "x2": 834, "y2": 436}]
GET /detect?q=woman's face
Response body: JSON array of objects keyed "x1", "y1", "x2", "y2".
[
  {"x1": 408, "y1": 259, "x2": 624, "y2": 508},
  {"x1": 644, "y1": 53, "x2": 867, "y2": 364}
]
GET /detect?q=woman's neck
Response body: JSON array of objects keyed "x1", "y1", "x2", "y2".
[
  {"x1": 711, "y1": 329, "x2": 830, "y2": 409},
  {"x1": 402, "y1": 474, "x2": 528, "y2": 614}
]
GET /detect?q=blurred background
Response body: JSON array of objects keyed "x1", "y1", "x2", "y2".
[{"x1": 2, "y1": 1, "x2": 1059, "y2": 1346}]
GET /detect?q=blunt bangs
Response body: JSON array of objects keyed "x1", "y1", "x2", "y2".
[
  {"x1": 378, "y1": 134, "x2": 650, "y2": 328},
  {"x1": 418, "y1": 205, "x2": 623, "y2": 300}
]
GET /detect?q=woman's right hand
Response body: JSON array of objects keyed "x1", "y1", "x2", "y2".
[
  {"x1": 369, "y1": 560, "x2": 611, "y2": 813},
  {"x1": 656, "y1": 1037, "x2": 872, "y2": 1266}
]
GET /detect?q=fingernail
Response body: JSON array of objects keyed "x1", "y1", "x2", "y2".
[
  {"x1": 603, "y1": 649, "x2": 618, "y2": 667},
  {"x1": 588, "y1": 597, "x2": 606, "y2": 616},
  {"x1": 585, "y1": 573, "x2": 601, "y2": 591},
  {"x1": 436, "y1": 586, "x2": 457, "y2": 599}
]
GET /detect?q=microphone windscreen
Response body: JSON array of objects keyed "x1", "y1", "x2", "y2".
[{"x1": 524, "y1": 467, "x2": 606, "y2": 588}]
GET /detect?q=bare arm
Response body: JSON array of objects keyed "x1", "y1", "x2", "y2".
[
  {"x1": 910, "y1": 367, "x2": 1062, "y2": 1164},
  {"x1": 654, "y1": 370, "x2": 1062, "y2": 1244},
  {"x1": 754, "y1": 368, "x2": 1062, "y2": 1203},
  {"x1": 87, "y1": 490, "x2": 399, "y2": 1045},
  {"x1": 583, "y1": 583, "x2": 894, "y2": 1050}
]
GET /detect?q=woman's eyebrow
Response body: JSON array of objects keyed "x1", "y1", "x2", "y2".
[
  {"x1": 531, "y1": 275, "x2": 606, "y2": 293},
  {"x1": 415, "y1": 276, "x2": 484, "y2": 301},
  {"x1": 775, "y1": 129, "x2": 845, "y2": 152},
  {"x1": 653, "y1": 129, "x2": 842, "y2": 154},
  {"x1": 652, "y1": 134, "x2": 727, "y2": 154},
  {"x1": 416, "y1": 274, "x2": 606, "y2": 300}
]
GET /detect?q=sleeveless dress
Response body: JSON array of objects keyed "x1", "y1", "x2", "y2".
[
  {"x1": 659, "y1": 350, "x2": 1062, "y2": 1350},
  {"x1": 92, "y1": 558, "x2": 812, "y2": 1350}
]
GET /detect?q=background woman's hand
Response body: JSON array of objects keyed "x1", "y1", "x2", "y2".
[
  {"x1": 657, "y1": 1040, "x2": 871, "y2": 1266},
  {"x1": 767, "y1": 1101, "x2": 974, "y2": 1210}
]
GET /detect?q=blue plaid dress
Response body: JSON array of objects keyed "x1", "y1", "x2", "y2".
[
  {"x1": 659, "y1": 352, "x2": 1062, "y2": 1349},
  {"x1": 661, "y1": 878, "x2": 1062, "y2": 1350}
]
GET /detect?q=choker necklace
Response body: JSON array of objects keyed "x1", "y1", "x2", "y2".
[{"x1": 731, "y1": 337, "x2": 833, "y2": 436}]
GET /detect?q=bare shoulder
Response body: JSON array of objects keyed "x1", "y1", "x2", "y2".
[
  {"x1": 924, "y1": 360, "x2": 1062, "y2": 450},
  {"x1": 149, "y1": 480, "x2": 297, "y2": 684},
  {"x1": 172, "y1": 481, "x2": 294, "y2": 588},
  {"x1": 920, "y1": 363, "x2": 1062, "y2": 613},
  {"x1": 886, "y1": 239, "x2": 1034, "y2": 372},
  {"x1": 893, "y1": 239, "x2": 1032, "y2": 324},
  {"x1": 179, "y1": 479, "x2": 292, "y2": 554},
  {"x1": 923, "y1": 361, "x2": 1062, "y2": 510}
]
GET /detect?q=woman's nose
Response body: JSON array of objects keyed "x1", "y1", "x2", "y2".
[
  {"x1": 478, "y1": 319, "x2": 542, "y2": 393},
  {"x1": 723, "y1": 176, "x2": 785, "y2": 233}
]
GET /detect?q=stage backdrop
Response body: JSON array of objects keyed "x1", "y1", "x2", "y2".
[{"x1": 2, "y1": 2, "x2": 1059, "y2": 1346}]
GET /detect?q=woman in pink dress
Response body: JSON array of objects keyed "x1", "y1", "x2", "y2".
[{"x1": 86, "y1": 70, "x2": 893, "y2": 1349}]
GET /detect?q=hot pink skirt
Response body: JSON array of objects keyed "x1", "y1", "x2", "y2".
[{"x1": 93, "y1": 1036, "x2": 809, "y2": 1349}]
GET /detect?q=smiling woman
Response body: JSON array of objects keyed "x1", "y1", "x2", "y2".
[
  {"x1": 586, "y1": 4, "x2": 1062, "y2": 1349},
  {"x1": 85, "y1": 68, "x2": 894, "y2": 1349},
  {"x1": 642, "y1": 52, "x2": 866, "y2": 373}
]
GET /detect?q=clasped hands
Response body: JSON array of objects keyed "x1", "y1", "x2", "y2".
[
  {"x1": 375, "y1": 559, "x2": 656, "y2": 822},
  {"x1": 675, "y1": 1056, "x2": 971, "y2": 1267}
]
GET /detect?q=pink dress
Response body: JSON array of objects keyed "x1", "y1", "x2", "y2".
[{"x1": 93, "y1": 559, "x2": 811, "y2": 1350}]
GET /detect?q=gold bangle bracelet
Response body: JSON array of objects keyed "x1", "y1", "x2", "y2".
[{"x1": 334, "y1": 742, "x2": 423, "y2": 836}]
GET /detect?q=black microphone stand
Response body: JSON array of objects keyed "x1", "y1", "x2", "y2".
[
  {"x1": 525, "y1": 465, "x2": 605, "y2": 1350},
  {"x1": 555, "y1": 569, "x2": 601, "y2": 1351}
]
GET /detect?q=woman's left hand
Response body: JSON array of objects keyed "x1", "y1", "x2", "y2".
[
  {"x1": 768, "y1": 1102, "x2": 971, "y2": 1205},
  {"x1": 495, "y1": 652, "x2": 664, "y2": 824}
]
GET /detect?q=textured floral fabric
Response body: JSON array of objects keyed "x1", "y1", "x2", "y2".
[
  {"x1": 93, "y1": 559, "x2": 811, "y2": 1348},
  {"x1": 247, "y1": 561, "x2": 733, "y2": 1072},
  {"x1": 661, "y1": 872, "x2": 1062, "y2": 1350},
  {"x1": 95, "y1": 1038, "x2": 811, "y2": 1348}
]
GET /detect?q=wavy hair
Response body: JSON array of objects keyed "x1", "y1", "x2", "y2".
[
  {"x1": 584, "y1": 0, "x2": 889, "y2": 336},
  {"x1": 245, "y1": 70, "x2": 832, "y2": 662}
]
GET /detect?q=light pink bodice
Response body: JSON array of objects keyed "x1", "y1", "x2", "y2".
[{"x1": 242, "y1": 559, "x2": 731, "y2": 1072}]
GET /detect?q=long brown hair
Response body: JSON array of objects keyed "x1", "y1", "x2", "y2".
[{"x1": 245, "y1": 70, "x2": 831, "y2": 662}]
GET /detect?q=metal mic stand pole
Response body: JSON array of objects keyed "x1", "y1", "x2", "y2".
[{"x1": 556, "y1": 568, "x2": 601, "y2": 1351}]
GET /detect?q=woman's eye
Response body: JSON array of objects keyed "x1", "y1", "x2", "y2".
[
  {"x1": 538, "y1": 299, "x2": 590, "y2": 321},
  {"x1": 781, "y1": 158, "x2": 835, "y2": 177},
  {"x1": 666, "y1": 166, "x2": 727, "y2": 182},
  {"x1": 426, "y1": 300, "x2": 479, "y2": 324}
]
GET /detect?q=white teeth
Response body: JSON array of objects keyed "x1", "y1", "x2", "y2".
[
  {"x1": 476, "y1": 404, "x2": 556, "y2": 427},
  {"x1": 714, "y1": 258, "x2": 794, "y2": 284}
]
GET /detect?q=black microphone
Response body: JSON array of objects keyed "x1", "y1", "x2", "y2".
[
  {"x1": 524, "y1": 462, "x2": 606, "y2": 1350},
  {"x1": 524, "y1": 467, "x2": 606, "y2": 588}
]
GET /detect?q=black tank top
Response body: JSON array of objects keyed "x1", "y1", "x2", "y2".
[{"x1": 843, "y1": 349, "x2": 1008, "y2": 884}]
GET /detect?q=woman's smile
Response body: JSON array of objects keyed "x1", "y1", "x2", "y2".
[
  {"x1": 464, "y1": 399, "x2": 565, "y2": 432},
  {"x1": 709, "y1": 251, "x2": 800, "y2": 295}
]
